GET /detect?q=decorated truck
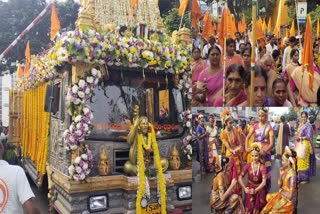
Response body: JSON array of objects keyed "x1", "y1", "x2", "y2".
[{"x1": 8, "y1": 0, "x2": 192, "y2": 213}]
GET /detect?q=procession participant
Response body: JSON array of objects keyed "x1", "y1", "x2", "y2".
[
  {"x1": 245, "y1": 107, "x2": 274, "y2": 192},
  {"x1": 209, "y1": 155, "x2": 245, "y2": 213},
  {"x1": 196, "y1": 114, "x2": 209, "y2": 174},
  {"x1": 0, "y1": 142, "x2": 39, "y2": 214},
  {"x1": 206, "y1": 114, "x2": 219, "y2": 172},
  {"x1": 239, "y1": 65, "x2": 272, "y2": 107},
  {"x1": 219, "y1": 109, "x2": 242, "y2": 194},
  {"x1": 247, "y1": 117, "x2": 256, "y2": 163},
  {"x1": 225, "y1": 38, "x2": 244, "y2": 69},
  {"x1": 270, "y1": 77, "x2": 292, "y2": 106},
  {"x1": 261, "y1": 146, "x2": 298, "y2": 213},
  {"x1": 259, "y1": 54, "x2": 278, "y2": 98},
  {"x1": 192, "y1": 47, "x2": 208, "y2": 86},
  {"x1": 213, "y1": 64, "x2": 247, "y2": 106},
  {"x1": 202, "y1": 36, "x2": 222, "y2": 59},
  {"x1": 282, "y1": 36, "x2": 297, "y2": 72},
  {"x1": 238, "y1": 143, "x2": 267, "y2": 214},
  {"x1": 276, "y1": 116, "x2": 291, "y2": 160},
  {"x1": 295, "y1": 111, "x2": 316, "y2": 184},
  {"x1": 283, "y1": 48, "x2": 301, "y2": 107},
  {"x1": 266, "y1": 35, "x2": 278, "y2": 55},
  {"x1": 241, "y1": 47, "x2": 251, "y2": 72},
  {"x1": 194, "y1": 46, "x2": 224, "y2": 106},
  {"x1": 237, "y1": 119, "x2": 249, "y2": 162},
  {"x1": 235, "y1": 32, "x2": 245, "y2": 52}
]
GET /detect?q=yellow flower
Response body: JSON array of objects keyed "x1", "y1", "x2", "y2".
[
  {"x1": 142, "y1": 51, "x2": 148, "y2": 58},
  {"x1": 124, "y1": 50, "x2": 129, "y2": 56},
  {"x1": 148, "y1": 60, "x2": 157, "y2": 66},
  {"x1": 115, "y1": 50, "x2": 120, "y2": 56},
  {"x1": 130, "y1": 47, "x2": 137, "y2": 54},
  {"x1": 113, "y1": 39, "x2": 117, "y2": 44},
  {"x1": 165, "y1": 61, "x2": 172, "y2": 67}
]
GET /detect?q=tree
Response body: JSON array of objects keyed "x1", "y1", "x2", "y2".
[
  {"x1": 284, "y1": 107, "x2": 298, "y2": 122},
  {"x1": 163, "y1": 7, "x2": 191, "y2": 35},
  {"x1": 159, "y1": 0, "x2": 177, "y2": 17},
  {"x1": 0, "y1": 0, "x2": 79, "y2": 73}
]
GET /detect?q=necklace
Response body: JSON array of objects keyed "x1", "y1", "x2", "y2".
[
  {"x1": 141, "y1": 132, "x2": 152, "y2": 151},
  {"x1": 251, "y1": 162, "x2": 260, "y2": 182},
  {"x1": 256, "y1": 123, "x2": 266, "y2": 142}
]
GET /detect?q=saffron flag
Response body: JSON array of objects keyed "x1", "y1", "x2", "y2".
[
  {"x1": 50, "y1": 5, "x2": 61, "y2": 41},
  {"x1": 302, "y1": 15, "x2": 314, "y2": 90},
  {"x1": 267, "y1": 17, "x2": 272, "y2": 33},
  {"x1": 178, "y1": 0, "x2": 189, "y2": 16},
  {"x1": 17, "y1": 64, "x2": 23, "y2": 78},
  {"x1": 191, "y1": 0, "x2": 202, "y2": 30},
  {"x1": 24, "y1": 40, "x2": 31, "y2": 75},
  {"x1": 202, "y1": 11, "x2": 214, "y2": 42},
  {"x1": 130, "y1": 0, "x2": 139, "y2": 9},
  {"x1": 290, "y1": 21, "x2": 295, "y2": 37},
  {"x1": 218, "y1": 6, "x2": 232, "y2": 47}
]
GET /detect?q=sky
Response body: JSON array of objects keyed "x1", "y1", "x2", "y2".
[{"x1": 269, "y1": 107, "x2": 289, "y2": 115}]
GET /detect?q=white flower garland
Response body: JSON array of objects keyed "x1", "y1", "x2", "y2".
[{"x1": 65, "y1": 67, "x2": 101, "y2": 181}]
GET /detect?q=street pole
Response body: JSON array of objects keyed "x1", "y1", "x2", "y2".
[
  {"x1": 250, "y1": 0, "x2": 257, "y2": 107},
  {"x1": 295, "y1": 0, "x2": 302, "y2": 48}
]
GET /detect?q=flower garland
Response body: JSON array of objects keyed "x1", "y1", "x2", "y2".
[
  {"x1": 16, "y1": 28, "x2": 191, "y2": 92},
  {"x1": 63, "y1": 67, "x2": 101, "y2": 181},
  {"x1": 136, "y1": 124, "x2": 166, "y2": 214},
  {"x1": 180, "y1": 110, "x2": 193, "y2": 161}
]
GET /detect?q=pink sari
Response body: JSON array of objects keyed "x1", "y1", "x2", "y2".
[
  {"x1": 213, "y1": 89, "x2": 247, "y2": 106},
  {"x1": 197, "y1": 67, "x2": 224, "y2": 106},
  {"x1": 192, "y1": 59, "x2": 208, "y2": 85}
]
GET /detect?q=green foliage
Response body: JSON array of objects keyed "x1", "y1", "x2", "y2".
[
  {"x1": 284, "y1": 108, "x2": 298, "y2": 122},
  {"x1": 308, "y1": 4, "x2": 320, "y2": 33},
  {"x1": 163, "y1": 7, "x2": 191, "y2": 35},
  {"x1": 0, "y1": 0, "x2": 79, "y2": 72}
]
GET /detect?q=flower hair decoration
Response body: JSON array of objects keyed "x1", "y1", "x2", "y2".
[{"x1": 220, "y1": 109, "x2": 232, "y2": 125}]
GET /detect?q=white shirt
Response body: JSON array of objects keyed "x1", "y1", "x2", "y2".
[
  {"x1": 0, "y1": 160, "x2": 35, "y2": 214},
  {"x1": 266, "y1": 43, "x2": 278, "y2": 55},
  {"x1": 235, "y1": 39, "x2": 245, "y2": 51}
]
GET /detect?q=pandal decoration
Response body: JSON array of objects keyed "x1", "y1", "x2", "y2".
[
  {"x1": 136, "y1": 124, "x2": 166, "y2": 214},
  {"x1": 65, "y1": 67, "x2": 101, "y2": 181}
]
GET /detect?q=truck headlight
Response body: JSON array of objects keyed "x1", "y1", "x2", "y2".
[
  {"x1": 177, "y1": 185, "x2": 192, "y2": 200},
  {"x1": 88, "y1": 195, "x2": 108, "y2": 212}
]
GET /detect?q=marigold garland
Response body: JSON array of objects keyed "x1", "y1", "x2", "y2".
[{"x1": 136, "y1": 124, "x2": 166, "y2": 214}]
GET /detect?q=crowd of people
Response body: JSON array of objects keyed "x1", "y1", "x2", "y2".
[
  {"x1": 192, "y1": 30, "x2": 320, "y2": 107},
  {"x1": 193, "y1": 108, "x2": 316, "y2": 213}
]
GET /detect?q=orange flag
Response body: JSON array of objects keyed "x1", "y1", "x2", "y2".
[
  {"x1": 302, "y1": 15, "x2": 314, "y2": 90},
  {"x1": 191, "y1": 0, "x2": 202, "y2": 30},
  {"x1": 24, "y1": 40, "x2": 31, "y2": 75},
  {"x1": 17, "y1": 64, "x2": 23, "y2": 78},
  {"x1": 261, "y1": 18, "x2": 267, "y2": 34},
  {"x1": 231, "y1": 15, "x2": 237, "y2": 38},
  {"x1": 202, "y1": 11, "x2": 215, "y2": 42},
  {"x1": 130, "y1": 0, "x2": 139, "y2": 9},
  {"x1": 240, "y1": 14, "x2": 246, "y2": 33},
  {"x1": 218, "y1": 6, "x2": 231, "y2": 46},
  {"x1": 178, "y1": 0, "x2": 189, "y2": 16},
  {"x1": 255, "y1": 19, "x2": 264, "y2": 40},
  {"x1": 50, "y1": 5, "x2": 61, "y2": 41},
  {"x1": 267, "y1": 17, "x2": 272, "y2": 33},
  {"x1": 290, "y1": 21, "x2": 295, "y2": 37}
]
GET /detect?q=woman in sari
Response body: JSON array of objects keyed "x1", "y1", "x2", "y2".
[
  {"x1": 239, "y1": 65, "x2": 273, "y2": 107},
  {"x1": 225, "y1": 38, "x2": 244, "y2": 69},
  {"x1": 239, "y1": 143, "x2": 267, "y2": 214},
  {"x1": 259, "y1": 54, "x2": 279, "y2": 98},
  {"x1": 210, "y1": 155, "x2": 244, "y2": 213},
  {"x1": 193, "y1": 46, "x2": 223, "y2": 106},
  {"x1": 196, "y1": 115, "x2": 209, "y2": 174},
  {"x1": 192, "y1": 47, "x2": 208, "y2": 85},
  {"x1": 206, "y1": 114, "x2": 219, "y2": 172},
  {"x1": 213, "y1": 64, "x2": 247, "y2": 106},
  {"x1": 270, "y1": 77, "x2": 292, "y2": 106},
  {"x1": 294, "y1": 111, "x2": 316, "y2": 183},
  {"x1": 247, "y1": 117, "x2": 256, "y2": 163},
  {"x1": 245, "y1": 107, "x2": 274, "y2": 192},
  {"x1": 261, "y1": 146, "x2": 297, "y2": 213},
  {"x1": 219, "y1": 109, "x2": 242, "y2": 194},
  {"x1": 241, "y1": 47, "x2": 251, "y2": 72},
  {"x1": 284, "y1": 49, "x2": 300, "y2": 107}
]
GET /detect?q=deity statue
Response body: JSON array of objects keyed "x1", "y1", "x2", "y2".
[
  {"x1": 124, "y1": 116, "x2": 169, "y2": 176},
  {"x1": 98, "y1": 148, "x2": 110, "y2": 176},
  {"x1": 169, "y1": 145, "x2": 181, "y2": 170}
]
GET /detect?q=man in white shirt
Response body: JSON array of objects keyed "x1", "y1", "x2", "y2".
[
  {"x1": 235, "y1": 32, "x2": 245, "y2": 52},
  {"x1": 266, "y1": 35, "x2": 278, "y2": 55},
  {"x1": 282, "y1": 36, "x2": 297, "y2": 72},
  {"x1": 202, "y1": 36, "x2": 222, "y2": 59},
  {"x1": 0, "y1": 142, "x2": 38, "y2": 214}
]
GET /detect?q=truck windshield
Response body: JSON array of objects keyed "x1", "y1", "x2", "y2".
[{"x1": 87, "y1": 68, "x2": 184, "y2": 141}]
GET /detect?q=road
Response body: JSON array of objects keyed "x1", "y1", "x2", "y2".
[{"x1": 192, "y1": 147, "x2": 320, "y2": 214}]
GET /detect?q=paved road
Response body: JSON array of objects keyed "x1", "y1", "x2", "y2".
[
  {"x1": 29, "y1": 177, "x2": 49, "y2": 214},
  {"x1": 192, "y1": 147, "x2": 320, "y2": 214}
]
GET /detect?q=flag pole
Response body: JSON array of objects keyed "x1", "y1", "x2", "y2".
[
  {"x1": 223, "y1": 37, "x2": 226, "y2": 107},
  {"x1": 295, "y1": 0, "x2": 302, "y2": 48},
  {"x1": 250, "y1": 0, "x2": 257, "y2": 107}
]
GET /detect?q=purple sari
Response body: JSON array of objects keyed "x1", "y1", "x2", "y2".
[
  {"x1": 298, "y1": 123, "x2": 316, "y2": 180},
  {"x1": 196, "y1": 125, "x2": 209, "y2": 173},
  {"x1": 197, "y1": 68, "x2": 223, "y2": 106}
]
